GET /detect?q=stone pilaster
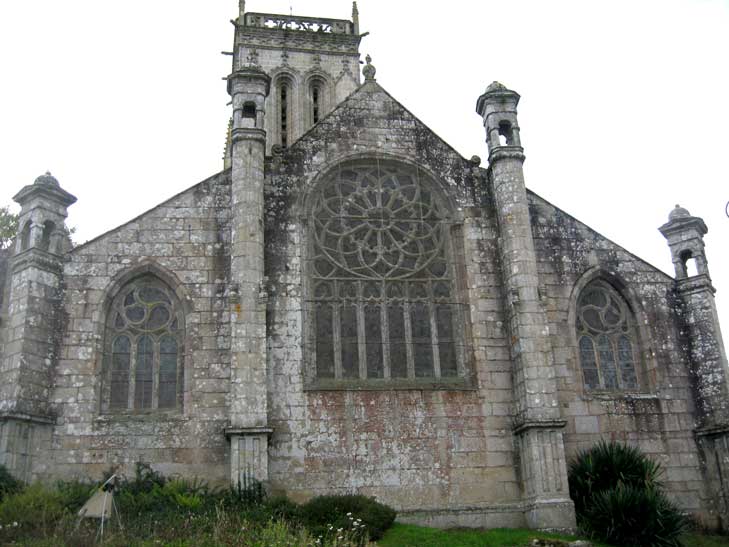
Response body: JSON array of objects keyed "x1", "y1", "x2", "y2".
[
  {"x1": 225, "y1": 64, "x2": 272, "y2": 485},
  {"x1": 477, "y1": 82, "x2": 575, "y2": 530}
]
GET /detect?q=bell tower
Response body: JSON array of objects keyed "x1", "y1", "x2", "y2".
[{"x1": 231, "y1": 1, "x2": 364, "y2": 155}]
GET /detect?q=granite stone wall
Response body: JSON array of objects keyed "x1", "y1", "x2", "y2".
[
  {"x1": 528, "y1": 192, "x2": 712, "y2": 520},
  {"x1": 44, "y1": 170, "x2": 233, "y2": 481}
]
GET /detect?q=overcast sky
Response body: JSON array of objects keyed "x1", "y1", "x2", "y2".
[{"x1": 1, "y1": 0, "x2": 728, "y2": 334}]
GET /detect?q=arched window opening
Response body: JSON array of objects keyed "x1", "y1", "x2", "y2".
[
  {"x1": 498, "y1": 121, "x2": 514, "y2": 146},
  {"x1": 680, "y1": 250, "x2": 699, "y2": 277},
  {"x1": 279, "y1": 82, "x2": 290, "y2": 148},
  {"x1": 103, "y1": 274, "x2": 184, "y2": 412},
  {"x1": 311, "y1": 85, "x2": 321, "y2": 124},
  {"x1": 242, "y1": 101, "x2": 256, "y2": 119},
  {"x1": 307, "y1": 161, "x2": 467, "y2": 386},
  {"x1": 576, "y1": 280, "x2": 640, "y2": 391},
  {"x1": 40, "y1": 221, "x2": 55, "y2": 252},
  {"x1": 19, "y1": 221, "x2": 31, "y2": 251}
]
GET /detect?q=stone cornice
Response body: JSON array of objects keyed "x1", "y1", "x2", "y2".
[
  {"x1": 224, "y1": 426, "x2": 274, "y2": 438},
  {"x1": 11, "y1": 248, "x2": 63, "y2": 275},
  {"x1": 13, "y1": 182, "x2": 77, "y2": 208},
  {"x1": 0, "y1": 412, "x2": 55, "y2": 425},
  {"x1": 231, "y1": 127, "x2": 267, "y2": 145},
  {"x1": 513, "y1": 419, "x2": 567, "y2": 435},
  {"x1": 695, "y1": 423, "x2": 729, "y2": 437},
  {"x1": 677, "y1": 274, "x2": 716, "y2": 295},
  {"x1": 488, "y1": 146, "x2": 525, "y2": 164}
]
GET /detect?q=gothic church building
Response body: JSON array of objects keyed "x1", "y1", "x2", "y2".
[{"x1": 2, "y1": 2, "x2": 729, "y2": 531}]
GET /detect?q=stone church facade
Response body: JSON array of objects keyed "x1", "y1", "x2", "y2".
[{"x1": 2, "y1": 2, "x2": 729, "y2": 531}]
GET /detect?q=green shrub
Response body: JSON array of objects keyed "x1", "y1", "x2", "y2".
[
  {"x1": 0, "y1": 483, "x2": 67, "y2": 540},
  {"x1": 0, "y1": 465, "x2": 23, "y2": 502},
  {"x1": 301, "y1": 494, "x2": 396, "y2": 541},
  {"x1": 55, "y1": 480, "x2": 95, "y2": 513},
  {"x1": 264, "y1": 495, "x2": 301, "y2": 522},
  {"x1": 568, "y1": 440, "x2": 688, "y2": 546},
  {"x1": 219, "y1": 474, "x2": 266, "y2": 509}
]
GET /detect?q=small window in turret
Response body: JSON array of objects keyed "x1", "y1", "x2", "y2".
[
  {"x1": 680, "y1": 250, "x2": 699, "y2": 277},
  {"x1": 40, "y1": 221, "x2": 55, "y2": 252},
  {"x1": 242, "y1": 102, "x2": 256, "y2": 119},
  {"x1": 498, "y1": 121, "x2": 514, "y2": 146},
  {"x1": 19, "y1": 221, "x2": 31, "y2": 251}
]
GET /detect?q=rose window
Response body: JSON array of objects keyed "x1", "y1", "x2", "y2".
[{"x1": 308, "y1": 162, "x2": 465, "y2": 384}]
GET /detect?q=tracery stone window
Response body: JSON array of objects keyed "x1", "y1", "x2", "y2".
[
  {"x1": 307, "y1": 161, "x2": 467, "y2": 387},
  {"x1": 576, "y1": 280, "x2": 640, "y2": 391},
  {"x1": 102, "y1": 275, "x2": 184, "y2": 412}
]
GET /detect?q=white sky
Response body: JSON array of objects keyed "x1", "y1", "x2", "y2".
[{"x1": 1, "y1": 0, "x2": 728, "y2": 335}]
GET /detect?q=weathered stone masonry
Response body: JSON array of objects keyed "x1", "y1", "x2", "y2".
[{"x1": 1, "y1": 1, "x2": 729, "y2": 532}]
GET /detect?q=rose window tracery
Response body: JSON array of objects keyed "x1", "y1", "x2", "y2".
[{"x1": 308, "y1": 162, "x2": 465, "y2": 384}]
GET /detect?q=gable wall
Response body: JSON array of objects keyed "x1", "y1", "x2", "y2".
[
  {"x1": 43, "y1": 171, "x2": 234, "y2": 481},
  {"x1": 528, "y1": 193, "x2": 711, "y2": 516},
  {"x1": 262, "y1": 83, "x2": 527, "y2": 524}
]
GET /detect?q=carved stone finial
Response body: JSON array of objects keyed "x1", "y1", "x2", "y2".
[
  {"x1": 668, "y1": 204, "x2": 691, "y2": 221},
  {"x1": 362, "y1": 54, "x2": 376, "y2": 81},
  {"x1": 34, "y1": 171, "x2": 59, "y2": 187},
  {"x1": 486, "y1": 81, "x2": 507, "y2": 93},
  {"x1": 352, "y1": 1, "x2": 360, "y2": 34}
]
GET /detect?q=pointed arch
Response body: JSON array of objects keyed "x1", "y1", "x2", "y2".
[
  {"x1": 302, "y1": 157, "x2": 472, "y2": 388},
  {"x1": 99, "y1": 261, "x2": 190, "y2": 413},
  {"x1": 303, "y1": 70, "x2": 333, "y2": 128},
  {"x1": 568, "y1": 268, "x2": 653, "y2": 393},
  {"x1": 271, "y1": 70, "x2": 299, "y2": 148}
]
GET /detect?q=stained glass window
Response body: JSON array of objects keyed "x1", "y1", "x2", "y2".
[
  {"x1": 103, "y1": 275, "x2": 184, "y2": 412},
  {"x1": 307, "y1": 161, "x2": 465, "y2": 385},
  {"x1": 576, "y1": 280, "x2": 639, "y2": 391}
]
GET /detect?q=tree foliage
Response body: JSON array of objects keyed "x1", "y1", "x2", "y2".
[{"x1": 0, "y1": 205, "x2": 19, "y2": 250}]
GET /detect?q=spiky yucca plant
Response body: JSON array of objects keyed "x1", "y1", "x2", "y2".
[{"x1": 568, "y1": 440, "x2": 688, "y2": 547}]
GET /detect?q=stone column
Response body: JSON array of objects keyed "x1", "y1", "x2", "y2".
[
  {"x1": 0, "y1": 172, "x2": 75, "y2": 481},
  {"x1": 225, "y1": 64, "x2": 273, "y2": 486},
  {"x1": 476, "y1": 82, "x2": 575, "y2": 530}
]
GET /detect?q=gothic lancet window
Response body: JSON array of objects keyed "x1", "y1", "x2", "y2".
[
  {"x1": 307, "y1": 161, "x2": 466, "y2": 387},
  {"x1": 103, "y1": 275, "x2": 184, "y2": 412},
  {"x1": 576, "y1": 280, "x2": 640, "y2": 391}
]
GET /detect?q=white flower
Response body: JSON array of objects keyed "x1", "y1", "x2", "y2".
[
  {"x1": 12, "y1": 522, "x2": 17, "y2": 527},
  {"x1": 337, "y1": 527, "x2": 343, "y2": 532},
  {"x1": 346, "y1": 512, "x2": 352, "y2": 516}
]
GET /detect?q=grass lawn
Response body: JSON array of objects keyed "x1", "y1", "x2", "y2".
[
  {"x1": 377, "y1": 523, "x2": 729, "y2": 547},
  {"x1": 378, "y1": 524, "x2": 593, "y2": 546}
]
